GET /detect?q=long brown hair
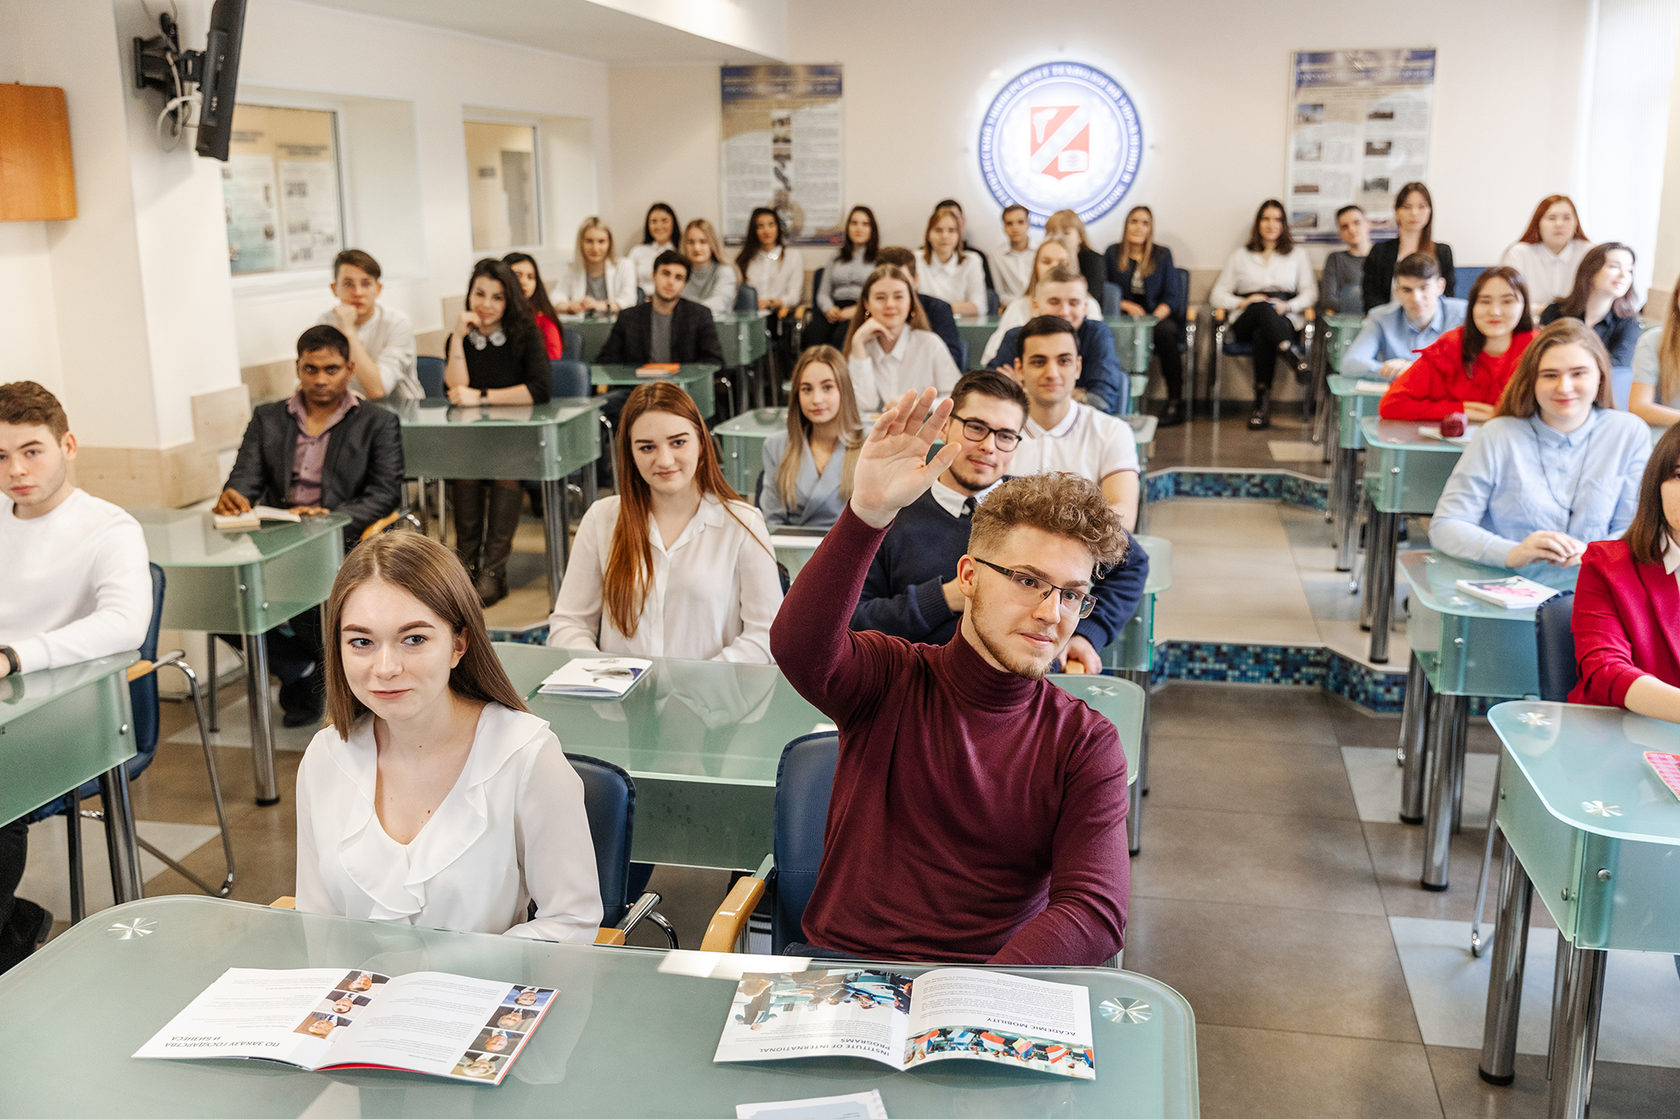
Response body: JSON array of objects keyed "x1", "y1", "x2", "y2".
[
  {"x1": 1518, "y1": 195, "x2": 1589, "y2": 245},
  {"x1": 1115, "y1": 205, "x2": 1158, "y2": 279},
  {"x1": 1625, "y1": 423, "x2": 1680, "y2": 566},
  {"x1": 1492, "y1": 318, "x2": 1612, "y2": 420},
  {"x1": 837, "y1": 205, "x2": 878, "y2": 264},
  {"x1": 1393, "y1": 182, "x2": 1436, "y2": 259},
  {"x1": 322, "y1": 533, "x2": 527, "y2": 737},
  {"x1": 779, "y1": 346, "x2": 863, "y2": 510},
  {"x1": 1244, "y1": 199, "x2": 1294, "y2": 255},
  {"x1": 842, "y1": 265, "x2": 931, "y2": 351},
  {"x1": 1554, "y1": 242, "x2": 1640, "y2": 321},
  {"x1": 920, "y1": 205, "x2": 967, "y2": 266},
  {"x1": 602, "y1": 382, "x2": 756, "y2": 638},
  {"x1": 501, "y1": 252, "x2": 561, "y2": 326},
  {"x1": 1462, "y1": 266, "x2": 1533, "y2": 372},
  {"x1": 1658, "y1": 278, "x2": 1680, "y2": 406}
]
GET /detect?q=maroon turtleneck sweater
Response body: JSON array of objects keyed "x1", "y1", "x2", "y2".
[{"x1": 771, "y1": 506, "x2": 1129, "y2": 965}]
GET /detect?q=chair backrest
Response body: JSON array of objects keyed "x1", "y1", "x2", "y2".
[
  {"x1": 1534, "y1": 590, "x2": 1578, "y2": 702},
  {"x1": 561, "y1": 324, "x2": 585, "y2": 364},
  {"x1": 1101, "y1": 280, "x2": 1122, "y2": 319},
  {"x1": 810, "y1": 268, "x2": 825, "y2": 307},
  {"x1": 550, "y1": 358, "x2": 590, "y2": 399},
  {"x1": 1172, "y1": 270, "x2": 1190, "y2": 350},
  {"x1": 1454, "y1": 265, "x2": 1489, "y2": 302},
  {"x1": 734, "y1": 284, "x2": 758, "y2": 312},
  {"x1": 416, "y1": 355, "x2": 445, "y2": 398},
  {"x1": 770, "y1": 732, "x2": 839, "y2": 952},
  {"x1": 956, "y1": 335, "x2": 970, "y2": 371},
  {"x1": 565, "y1": 753, "x2": 636, "y2": 927}
]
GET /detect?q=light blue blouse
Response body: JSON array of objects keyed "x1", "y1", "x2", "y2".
[
  {"x1": 757, "y1": 429, "x2": 849, "y2": 528},
  {"x1": 1429, "y1": 409, "x2": 1651, "y2": 569}
]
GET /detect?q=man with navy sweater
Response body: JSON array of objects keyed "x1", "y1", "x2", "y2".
[{"x1": 852, "y1": 369, "x2": 1146, "y2": 672}]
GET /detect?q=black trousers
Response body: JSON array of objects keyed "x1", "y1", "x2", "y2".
[
  {"x1": 214, "y1": 607, "x2": 323, "y2": 688},
  {"x1": 0, "y1": 818, "x2": 26, "y2": 934},
  {"x1": 1151, "y1": 316, "x2": 1185, "y2": 400},
  {"x1": 1230, "y1": 302, "x2": 1297, "y2": 393}
]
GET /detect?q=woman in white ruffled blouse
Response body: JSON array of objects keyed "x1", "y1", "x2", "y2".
[{"x1": 294, "y1": 531, "x2": 602, "y2": 943}]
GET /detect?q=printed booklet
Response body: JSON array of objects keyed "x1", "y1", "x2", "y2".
[
  {"x1": 536, "y1": 656, "x2": 652, "y2": 698},
  {"x1": 714, "y1": 967, "x2": 1094, "y2": 1080},
  {"x1": 1644, "y1": 752, "x2": 1680, "y2": 801},
  {"x1": 1454, "y1": 576, "x2": 1561, "y2": 610},
  {"x1": 213, "y1": 505, "x2": 302, "y2": 531},
  {"x1": 133, "y1": 967, "x2": 556, "y2": 1085}
]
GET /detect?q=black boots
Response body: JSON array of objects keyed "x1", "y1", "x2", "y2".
[
  {"x1": 475, "y1": 485, "x2": 524, "y2": 607},
  {"x1": 1248, "y1": 386, "x2": 1272, "y2": 430},
  {"x1": 1158, "y1": 399, "x2": 1186, "y2": 428},
  {"x1": 451, "y1": 479, "x2": 486, "y2": 578}
]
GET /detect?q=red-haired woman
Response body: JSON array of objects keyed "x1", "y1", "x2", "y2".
[{"x1": 1499, "y1": 195, "x2": 1592, "y2": 311}]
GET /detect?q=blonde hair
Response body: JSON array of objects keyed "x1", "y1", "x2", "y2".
[
  {"x1": 779, "y1": 347, "x2": 863, "y2": 511},
  {"x1": 683, "y1": 218, "x2": 738, "y2": 278},
  {"x1": 574, "y1": 216, "x2": 615, "y2": 263},
  {"x1": 1025, "y1": 237, "x2": 1074, "y2": 301},
  {"x1": 920, "y1": 206, "x2": 966, "y2": 267},
  {"x1": 1045, "y1": 209, "x2": 1092, "y2": 251}
]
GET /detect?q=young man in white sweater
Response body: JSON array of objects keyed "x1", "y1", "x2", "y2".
[{"x1": 0, "y1": 380, "x2": 151, "y2": 974}]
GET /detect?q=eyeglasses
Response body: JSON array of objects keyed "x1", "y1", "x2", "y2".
[
  {"x1": 972, "y1": 558, "x2": 1097, "y2": 618},
  {"x1": 949, "y1": 414, "x2": 1021, "y2": 451}
]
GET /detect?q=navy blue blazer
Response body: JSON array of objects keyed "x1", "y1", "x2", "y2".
[{"x1": 1103, "y1": 245, "x2": 1187, "y2": 322}]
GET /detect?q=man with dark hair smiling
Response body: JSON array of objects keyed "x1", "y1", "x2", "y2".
[
  {"x1": 773, "y1": 387, "x2": 1131, "y2": 964},
  {"x1": 597, "y1": 250, "x2": 723, "y2": 367}
]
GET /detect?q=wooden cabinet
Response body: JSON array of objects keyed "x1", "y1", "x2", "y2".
[{"x1": 0, "y1": 84, "x2": 76, "y2": 222}]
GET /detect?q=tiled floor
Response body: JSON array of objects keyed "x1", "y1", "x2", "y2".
[{"x1": 17, "y1": 413, "x2": 1680, "y2": 1116}]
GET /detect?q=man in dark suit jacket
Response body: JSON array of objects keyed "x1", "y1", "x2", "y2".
[
  {"x1": 877, "y1": 247, "x2": 965, "y2": 370},
  {"x1": 597, "y1": 250, "x2": 724, "y2": 366},
  {"x1": 213, "y1": 324, "x2": 405, "y2": 724}
]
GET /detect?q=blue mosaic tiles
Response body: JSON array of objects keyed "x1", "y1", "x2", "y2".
[{"x1": 1143, "y1": 468, "x2": 1329, "y2": 511}]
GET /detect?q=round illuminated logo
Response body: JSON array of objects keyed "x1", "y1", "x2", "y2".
[{"x1": 978, "y1": 62, "x2": 1143, "y2": 226}]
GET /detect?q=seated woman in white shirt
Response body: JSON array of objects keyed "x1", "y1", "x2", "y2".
[
  {"x1": 736, "y1": 207, "x2": 805, "y2": 313},
  {"x1": 918, "y1": 206, "x2": 985, "y2": 317},
  {"x1": 1499, "y1": 195, "x2": 1592, "y2": 312},
  {"x1": 982, "y1": 236, "x2": 1073, "y2": 365},
  {"x1": 625, "y1": 202, "x2": 679, "y2": 294},
  {"x1": 294, "y1": 531, "x2": 603, "y2": 943},
  {"x1": 1630, "y1": 276, "x2": 1680, "y2": 427},
  {"x1": 680, "y1": 219, "x2": 739, "y2": 315},
  {"x1": 759, "y1": 345, "x2": 864, "y2": 528},
  {"x1": 843, "y1": 264, "x2": 963, "y2": 412},
  {"x1": 553, "y1": 217, "x2": 637, "y2": 315},
  {"x1": 548, "y1": 381, "x2": 782, "y2": 662},
  {"x1": 1429, "y1": 319, "x2": 1651, "y2": 572},
  {"x1": 1209, "y1": 198, "x2": 1318, "y2": 430}
]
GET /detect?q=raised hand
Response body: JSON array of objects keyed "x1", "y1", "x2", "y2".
[{"x1": 848, "y1": 388, "x2": 962, "y2": 528}]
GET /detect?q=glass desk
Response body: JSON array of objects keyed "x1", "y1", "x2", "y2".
[
  {"x1": 1325, "y1": 375, "x2": 1384, "y2": 573},
  {"x1": 1478, "y1": 702, "x2": 1680, "y2": 1119},
  {"x1": 591, "y1": 363, "x2": 718, "y2": 421},
  {"x1": 1311, "y1": 314, "x2": 1366, "y2": 448},
  {"x1": 1357, "y1": 416, "x2": 1467, "y2": 663},
  {"x1": 1100, "y1": 533, "x2": 1172, "y2": 855},
  {"x1": 0, "y1": 896, "x2": 1199, "y2": 1118},
  {"x1": 497, "y1": 645, "x2": 1139, "y2": 872},
  {"x1": 1397, "y1": 552, "x2": 1576, "y2": 889},
  {"x1": 0, "y1": 652, "x2": 142, "y2": 905},
  {"x1": 136, "y1": 510, "x2": 350, "y2": 805},
  {"x1": 379, "y1": 398, "x2": 604, "y2": 603},
  {"x1": 557, "y1": 313, "x2": 613, "y2": 362}
]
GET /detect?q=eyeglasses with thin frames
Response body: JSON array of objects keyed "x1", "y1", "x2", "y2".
[
  {"x1": 971, "y1": 557, "x2": 1097, "y2": 618},
  {"x1": 949, "y1": 414, "x2": 1022, "y2": 452}
]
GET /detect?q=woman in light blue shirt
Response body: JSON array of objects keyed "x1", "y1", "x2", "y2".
[
  {"x1": 1431, "y1": 319, "x2": 1651, "y2": 570},
  {"x1": 758, "y1": 346, "x2": 863, "y2": 527}
]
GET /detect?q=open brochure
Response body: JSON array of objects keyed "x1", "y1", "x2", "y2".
[
  {"x1": 1454, "y1": 575, "x2": 1560, "y2": 610},
  {"x1": 1644, "y1": 752, "x2": 1680, "y2": 801},
  {"x1": 536, "y1": 656, "x2": 651, "y2": 698},
  {"x1": 714, "y1": 967, "x2": 1094, "y2": 1080},
  {"x1": 738, "y1": 1090, "x2": 889, "y2": 1119},
  {"x1": 133, "y1": 967, "x2": 556, "y2": 1085},
  {"x1": 1353, "y1": 379, "x2": 1390, "y2": 394},
  {"x1": 214, "y1": 505, "x2": 302, "y2": 531},
  {"x1": 1417, "y1": 423, "x2": 1477, "y2": 444}
]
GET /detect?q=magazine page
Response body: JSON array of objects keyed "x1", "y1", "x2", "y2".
[
  {"x1": 901, "y1": 969, "x2": 1094, "y2": 1080},
  {"x1": 323, "y1": 975, "x2": 557, "y2": 1085},
  {"x1": 737, "y1": 1089, "x2": 889, "y2": 1118},
  {"x1": 133, "y1": 967, "x2": 391, "y2": 1069},
  {"x1": 713, "y1": 968, "x2": 914, "y2": 1070}
]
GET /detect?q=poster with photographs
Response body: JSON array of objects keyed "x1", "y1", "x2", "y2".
[
  {"x1": 721, "y1": 65, "x2": 844, "y2": 247},
  {"x1": 222, "y1": 153, "x2": 281, "y2": 275},
  {"x1": 1285, "y1": 49, "x2": 1436, "y2": 243}
]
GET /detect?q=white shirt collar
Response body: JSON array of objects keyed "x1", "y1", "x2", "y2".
[
  {"x1": 931, "y1": 475, "x2": 999, "y2": 518},
  {"x1": 1664, "y1": 534, "x2": 1680, "y2": 576},
  {"x1": 1026, "y1": 402, "x2": 1082, "y2": 439}
]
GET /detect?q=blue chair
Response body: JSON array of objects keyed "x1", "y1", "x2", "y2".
[
  {"x1": 1453, "y1": 265, "x2": 1489, "y2": 302},
  {"x1": 565, "y1": 753, "x2": 677, "y2": 947},
  {"x1": 1469, "y1": 590, "x2": 1576, "y2": 957},
  {"x1": 1101, "y1": 281, "x2": 1123, "y2": 319},
  {"x1": 956, "y1": 335, "x2": 970, "y2": 371},
  {"x1": 796, "y1": 267, "x2": 827, "y2": 351},
  {"x1": 29, "y1": 564, "x2": 233, "y2": 923},
  {"x1": 416, "y1": 355, "x2": 445, "y2": 398},
  {"x1": 701, "y1": 731, "x2": 837, "y2": 953},
  {"x1": 560, "y1": 324, "x2": 586, "y2": 365},
  {"x1": 734, "y1": 284, "x2": 758, "y2": 312},
  {"x1": 1209, "y1": 306, "x2": 1315, "y2": 424},
  {"x1": 550, "y1": 359, "x2": 590, "y2": 399}
]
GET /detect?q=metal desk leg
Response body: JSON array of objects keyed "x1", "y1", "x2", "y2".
[
  {"x1": 1122, "y1": 668, "x2": 1150, "y2": 855},
  {"x1": 582, "y1": 462, "x2": 598, "y2": 509},
  {"x1": 1399, "y1": 653, "x2": 1431, "y2": 823},
  {"x1": 97, "y1": 762, "x2": 143, "y2": 902},
  {"x1": 1547, "y1": 934, "x2": 1607, "y2": 1119},
  {"x1": 541, "y1": 478, "x2": 567, "y2": 606},
  {"x1": 1335, "y1": 448, "x2": 1360, "y2": 572},
  {"x1": 205, "y1": 636, "x2": 219, "y2": 733},
  {"x1": 1367, "y1": 510, "x2": 1400, "y2": 663},
  {"x1": 1479, "y1": 835, "x2": 1532, "y2": 1084},
  {"x1": 1421, "y1": 692, "x2": 1467, "y2": 889},
  {"x1": 242, "y1": 632, "x2": 280, "y2": 805}
]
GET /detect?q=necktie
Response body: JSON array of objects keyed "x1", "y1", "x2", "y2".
[{"x1": 961, "y1": 496, "x2": 976, "y2": 518}]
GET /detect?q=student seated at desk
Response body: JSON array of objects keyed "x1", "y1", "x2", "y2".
[
  {"x1": 852, "y1": 370, "x2": 1145, "y2": 672},
  {"x1": 625, "y1": 202, "x2": 679, "y2": 295},
  {"x1": 1340, "y1": 253, "x2": 1466, "y2": 381},
  {"x1": 1538, "y1": 242, "x2": 1641, "y2": 380},
  {"x1": 213, "y1": 325, "x2": 406, "y2": 725},
  {"x1": 1318, "y1": 204, "x2": 1372, "y2": 316},
  {"x1": 554, "y1": 217, "x2": 637, "y2": 315},
  {"x1": 736, "y1": 207, "x2": 804, "y2": 313},
  {"x1": 680, "y1": 219, "x2": 739, "y2": 315},
  {"x1": 316, "y1": 249, "x2": 421, "y2": 401},
  {"x1": 443, "y1": 258, "x2": 552, "y2": 608},
  {"x1": 990, "y1": 265, "x2": 1125, "y2": 415},
  {"x1": 1043, "y1": 209, "x2": 1108, "y2": 304},
  {"x1": 596, "y1": 251, "x2": 724, "y2": 368},
  {"x1": 810, "y1": 205, "x2": 879, "y2": 350},
  {"x1": 760, "y1": 346, "x2": 863, "y2": 528},
  {"x1": 773, "y1": 388, "x2": 1130, "y2": 965},
  {"x1": 919, "y1": 206, "x2": 985, "y2": 317},
  {"x1": 294, "y1": 532, "x2": 602, "y2": 943},
  {"x1": 502, "y1": 252, "x2": 564, "y2": 359},
  {"x1": 1379, "y1": 265, "x2": 1534, "y2": 422},
  {"x1": 548, "y1": 382, "x2": 781, "y2": 663},
  {"x1": 1210, "y1": 198, "x2": 1318, "y2": 430},
  {"x1": 1103, "y1": 205, "x2": 1189, "y2": 426},
  {"x1": 1630, "y1": 276, "x2": 1680, "y2": 427},
  {"x1": 1362, "y1": 181, "x2": 1455, "y2": 313},
  {"x1": 1570, "y1": 424, "x2": 1680, "y2": 715},
  {"x1": 0, "y1": 380, "x2": 150, "y2": 972},
  {"x1": 992, "y1": 203, "x2": 1036, "y2": 307},
  {"x1": 1430, "y1": 319, "x2": 1649, "y2": 570},
  {"x1": 983, "y1": 236, "x2": 1072, "y2": 364},
  {"x1": 843, "y1": 263, "x2": 961, "y2": 413},
  {"x1": 1007, "y1": 317, "x2": 1140, "y2": 529},
  {"x1": 872, "y1": 247, "x2": 964, "y2": 371},
  {"x1": 1500, "y1": 195, "x2": 1592, "y2": 312}
]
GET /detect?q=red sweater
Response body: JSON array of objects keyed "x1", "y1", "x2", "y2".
[
  {"x1": 1378, "y1": 328, "x2": 1535, "y2": 421},
  {"x1": 1568, "y1": 539, "x2": 1680, "y2": 707},
  {"x1": 535, "y1": 313, "x2": 564, "y2": 360},
  {"x1": 771, "y1": 507, "x2": 1129, "y2": 965}
]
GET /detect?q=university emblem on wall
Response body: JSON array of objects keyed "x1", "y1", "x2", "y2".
[{"x1": 979, "y1": 62, "x2": 1143, "y2": 225}]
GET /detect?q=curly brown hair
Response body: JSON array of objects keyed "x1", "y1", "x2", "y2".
[{"x1": 969, "y1": 472, "x2": 1128, "y2": 570}]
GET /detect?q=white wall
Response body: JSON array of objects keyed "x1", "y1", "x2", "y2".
[
  {"x1": 609, "y1": 0, "x2": 1595, "y2": 273},
  {"x1": 0, "y1": 5, "x2": 66, "y2": 397}
]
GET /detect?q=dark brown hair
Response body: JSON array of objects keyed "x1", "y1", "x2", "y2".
[
  {"x1": 1492, "y1": 318, "x2": 1612, "y2": 420},
  {"x1": 1625, "y1": 423, "x2": 1680, "y2": 566},
  {"x1": 1554, "y1": 242, "x2": 1640, "y2": 322},
  {"x1": 332, "y1": 248, "x2": 382, "y2": 282},
  {"x1": 296, "y1": 325, "x2": 351, "y2": 362},
  {"x1": 0, "y1": 380, "x2": 69, "y2": 439},
  {"x1": 950, "y1": 367, "x2": 1029, "y2": 416},
  {"x1": 735, "y1": 206, "x2": 784, "y2": 272},
  {"x1": 968, "y1": 472, "x2": 1128, "y2": 569},
  {"x1": 1462, "y1": 266, "x2": 1533, "y2": 372},
  {"x1": 463, "y1": 258, "x2": 536, "y2": 341},
  {"x1": 1393, "y1": 252, "x2": 1441, "y2": 283},
  {"x1": 1517, "y1": 195, "x2": 1589, "y2": 245},
  {"x1": 1393, "y1": 182, "x2": 1436, "y2": 259},
  {"x1": 322, "y1": 532, "x2": 527, "y2": 736},
  {"x1": 501, "y1": 252, "x2": 562, "y2": 326},
  {"x1": 921, "y1": 205, "x2": 967, "y2": 266},
  {"x1": 1244, "y1": 199, "x2": 1294, "y2": 255},
  {"x1": 837, "y1": 205, "x2": 879, "y2": 264}
]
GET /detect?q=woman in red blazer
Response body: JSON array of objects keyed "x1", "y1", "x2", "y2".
[{"x1": 1569, "y1": 422, "x2": 1680, "y2": 715}]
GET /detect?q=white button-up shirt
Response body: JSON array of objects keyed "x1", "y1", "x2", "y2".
[{"x1": 849, "y1": 329, "x2": 962, "y2": 412}]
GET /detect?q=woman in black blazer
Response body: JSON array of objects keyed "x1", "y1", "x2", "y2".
[
  {"x1": 1105, "y1": 205, "x2": 1189, "y2": 425},
  {"x1": 1362, "y1": 182, "x2": 1455, "y2": 312}
]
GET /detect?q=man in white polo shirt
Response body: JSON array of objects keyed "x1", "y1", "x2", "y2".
[
  {"x1": 1008, "y1": 316, "x2": 1140, "y2": 530},
  {"x1": 0, "y1": 380, "x2": 151, "y2": 973}
]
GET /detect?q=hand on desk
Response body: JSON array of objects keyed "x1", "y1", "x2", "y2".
[
  {"x1": 1462, "y1": 401, "x2": 1496, "y2": 423},
  {"x1": 213, "y1": 488, "x2": 252, "y2": 516},
  {"x1": 1506, "y1": 531, "x2": 1586, "y2": 568},
  {"x1": 446, "y1": 384, "x2": 483, "y2": 408},
  {"x1": 288, "y1": 505, "x2": 331, "y2": 518}
]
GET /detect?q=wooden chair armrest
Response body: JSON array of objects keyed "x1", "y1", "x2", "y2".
[
  {"x1": 1185, "y1": 305, "x2": 1198, "y2": 323},
  {"x1": 360, "y1": 510, "x2": 403, "y2": 540},
  {"x1": 1210, "y1": 307, "x2": 1227, "y2": 324},
  {"x1": 594, "y1": 928, "x2": 627, "y2": 946},
  {"x1": 700, "y1": 875, "x2": 767, "y2": 953},
  {"x1": 1303, "y1": 306, "x2": 1317, "y2": 322},
  {"x1": 271, "y1": 896, "x2": 296, "y2": 909},
  {"x1": 126, "y1": 660, "x2": 156, "y2": 683}
]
